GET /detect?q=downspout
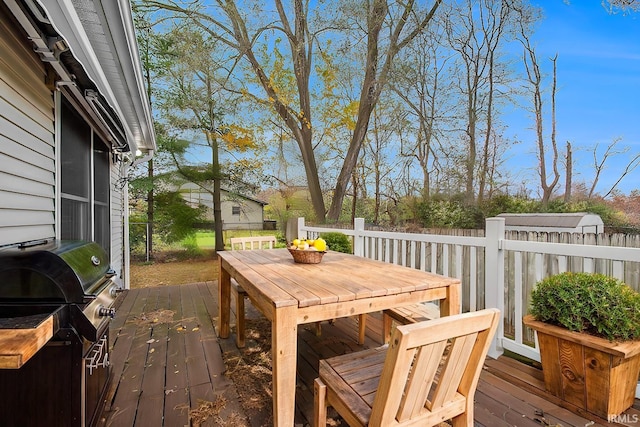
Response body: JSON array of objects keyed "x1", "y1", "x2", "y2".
[
  {"x1": 122, "y1": 178, "x2": 131, "y2": 289},
  {"x1": 132, "y1": 150, "x2": 154, "y2": 167},
  {"x1": 121, "y1": 149, "x2": 154, "y2": 289}
]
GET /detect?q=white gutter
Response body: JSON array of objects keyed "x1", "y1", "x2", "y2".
[{"x1": 114, "y1": 0, "x2": 155, "y2": 145}]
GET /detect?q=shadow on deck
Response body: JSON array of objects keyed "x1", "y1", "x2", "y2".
[{"x1": 98, "y1": 283, "x2": 640, "y2": 427}]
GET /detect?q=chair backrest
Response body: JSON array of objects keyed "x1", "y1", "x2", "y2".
[
  {"x1": 369, "y1": 308, "x2": 500, "y2": 426},
  {"x1": 229, "y1": 236, "x2": 277, "y2": 250}
]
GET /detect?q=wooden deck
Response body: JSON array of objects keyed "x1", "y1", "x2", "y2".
[{"x1": 98, "y1": 282, "x2": 640, "y2": 427}]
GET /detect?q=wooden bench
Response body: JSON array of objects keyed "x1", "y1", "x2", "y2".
[
  {"x1": 382, "y1": 302, "x2": 440, "y2": 343},
  {"x1": 313, "y1": 314, "x2": 367, "y2": 346},
  {"x1": 228, "y1": 236, "x2": 277, "y2": 348},
  {"x1": 229, "y1": 235, "x2": 277, "y2": 251}
]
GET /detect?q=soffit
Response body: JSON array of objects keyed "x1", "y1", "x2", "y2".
[{"x1": 36, "y1": 0, "x2": 155, "y2": 153}]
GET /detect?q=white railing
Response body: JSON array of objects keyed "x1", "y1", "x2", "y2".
[{"x1": 298, "y1": 217, "x2": 640, "y2": 364}]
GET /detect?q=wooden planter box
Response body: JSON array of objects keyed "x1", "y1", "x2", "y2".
[{"x1": 523, "y1": 315, "x2": 640, "y2": 418}]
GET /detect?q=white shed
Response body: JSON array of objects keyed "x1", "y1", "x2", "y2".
[{"x1": 497, "y1": 213, "x2": 604, "y2": 234}]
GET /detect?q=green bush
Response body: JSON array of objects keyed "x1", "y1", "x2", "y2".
[
  {"x1": 320, "y1": 232, "x2": 352, "y2": 254},
  {"x1": 415, "y1": 198, "x2": 483, "y2": 229},
  {"x1": 530, "y1": 272, "x2": 640, "y2": 341}
]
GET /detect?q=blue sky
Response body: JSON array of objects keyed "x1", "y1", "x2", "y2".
[{"x1": 504, "y1": 2, "x2": 640, "y2": 196}]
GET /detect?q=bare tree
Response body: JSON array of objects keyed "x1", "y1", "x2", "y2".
[
  {"x1": 588, "y1": 137, "x2": 640, "y2": 198},
  {"x1": 443, "y1": 0, "x2": 517, "y2": 204},
  {"x1": 327, "y1": 0, "x2": 443, "y2": 220},
  {"x1": 390, "y1": 20, "x2": 451, "y2": 200},
  {"x1": 364, "y1": 101, "x2": 402, "y2": 224},
  {"x1": 517, "y1": 4, "x2": 560, "y2": 208},
  {"x1": 603, "y1": 0, "x2": 640, "y2": 13}
]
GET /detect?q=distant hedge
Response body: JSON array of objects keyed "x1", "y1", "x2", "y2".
[{"x1": 320, "y1": 232, "x2": 352, "y2": 254}]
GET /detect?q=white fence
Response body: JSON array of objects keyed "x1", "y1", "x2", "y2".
[{"x1": 298, "y1": 217, "x2": 640, "y2": 364}]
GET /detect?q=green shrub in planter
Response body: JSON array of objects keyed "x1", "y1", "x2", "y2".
[
  {"x1": 319, "y1": 232, "x2": 352, "y2": 254},
  {"x1": 530, "y1": 272, "x2": 640, "y2": 341}
]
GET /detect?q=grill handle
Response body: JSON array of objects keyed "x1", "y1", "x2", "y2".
[{"x1": 69, "y1": 304, "x2": 98, "y2": 342}]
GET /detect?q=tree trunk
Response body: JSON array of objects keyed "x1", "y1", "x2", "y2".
[
  {"x1": 350, "y1": 172, "x2": 357, "y2": 225},
  {"x1": 564, "y1": 141, "x2": 572, "y2": 202},
  {"x1": 328, "y1": 0, "x2": 387, "y2": 221},
  {"x1": 212, "y1": 133, "x2": 224, "y2": 252}
]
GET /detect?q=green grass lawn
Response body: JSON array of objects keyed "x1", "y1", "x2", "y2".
[
  {"x1": 194, "y1": 230, "x2": 286, "y2": 249},
  {"x1": 194, "y1": 232, "x2": 215, "y2": 248}
]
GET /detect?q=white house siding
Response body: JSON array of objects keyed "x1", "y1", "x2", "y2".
[
  {"x1": 0, "y1": 12, "x2": 55, "y2": 246},
  {"x1": 221, "y1": 198, "x2": 264, "y2": 230},
  {"x1": 180, "y1": 183, "x2": 265, "y2": 230}
]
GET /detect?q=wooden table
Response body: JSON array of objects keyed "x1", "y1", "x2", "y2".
[{"x1": 217, "y1": 249, "x2": 461, "y2": 426}]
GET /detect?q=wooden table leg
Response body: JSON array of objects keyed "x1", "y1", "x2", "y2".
[
  {"x1": 218, "y1": 258, "x2": 231, "y2": 338},
  {"x1": 272, "y1": 305, "x2": 298, "y2": 426},
  {"x1": 441, "y1": 281, "x2": 462, "y2": 316}
]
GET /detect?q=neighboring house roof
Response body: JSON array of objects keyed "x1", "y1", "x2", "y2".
[
  {"x1": 221, "y1": 188, "x2": 268, "y2": 206},
  {"x1": 180, "y1": 182, "x2": 268, "y2": 206},
  {"x1": 10, "y1": 0, "x2": 155, "y2": 154}
]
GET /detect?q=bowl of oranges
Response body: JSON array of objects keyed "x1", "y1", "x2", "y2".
[{"x1": 288, "y1": 238, "x2": 327, "y2": 264}]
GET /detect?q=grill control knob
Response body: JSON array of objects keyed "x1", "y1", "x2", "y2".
[
  {"x1": 109, "y1": 284, "x2": 121, "y2": 298},
  {"x1": 97, "y1": 306, "x2": 116, "y2": 319}
]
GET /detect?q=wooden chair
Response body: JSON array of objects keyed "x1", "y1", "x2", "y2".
[{"x1": 314, "y1": 308, "x2": 501, "y2": 427}]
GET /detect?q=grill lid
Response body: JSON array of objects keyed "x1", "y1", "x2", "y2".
[{"x1": 0, "y1": 240, "x2": 113, "y2": 304}]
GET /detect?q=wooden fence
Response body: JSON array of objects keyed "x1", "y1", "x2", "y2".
[{"x1": 298, "y1": 217, "x2": 640, "y2": 367}]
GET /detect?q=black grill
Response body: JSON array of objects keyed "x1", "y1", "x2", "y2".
[{"x1": 0, "y1": 240, "x2": 120, "y2": 427}]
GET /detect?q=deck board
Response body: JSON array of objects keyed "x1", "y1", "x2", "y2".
[{"x1": 99, "y1": 282, "x2": 637, "y2": 427}]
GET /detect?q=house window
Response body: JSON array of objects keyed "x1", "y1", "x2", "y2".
[
  {"x1": 232, "y1": 206, "x2": 241, "y2": 215},
  {"x1": 60, "y1": 98, "x2": 111, "y2": 253}
]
